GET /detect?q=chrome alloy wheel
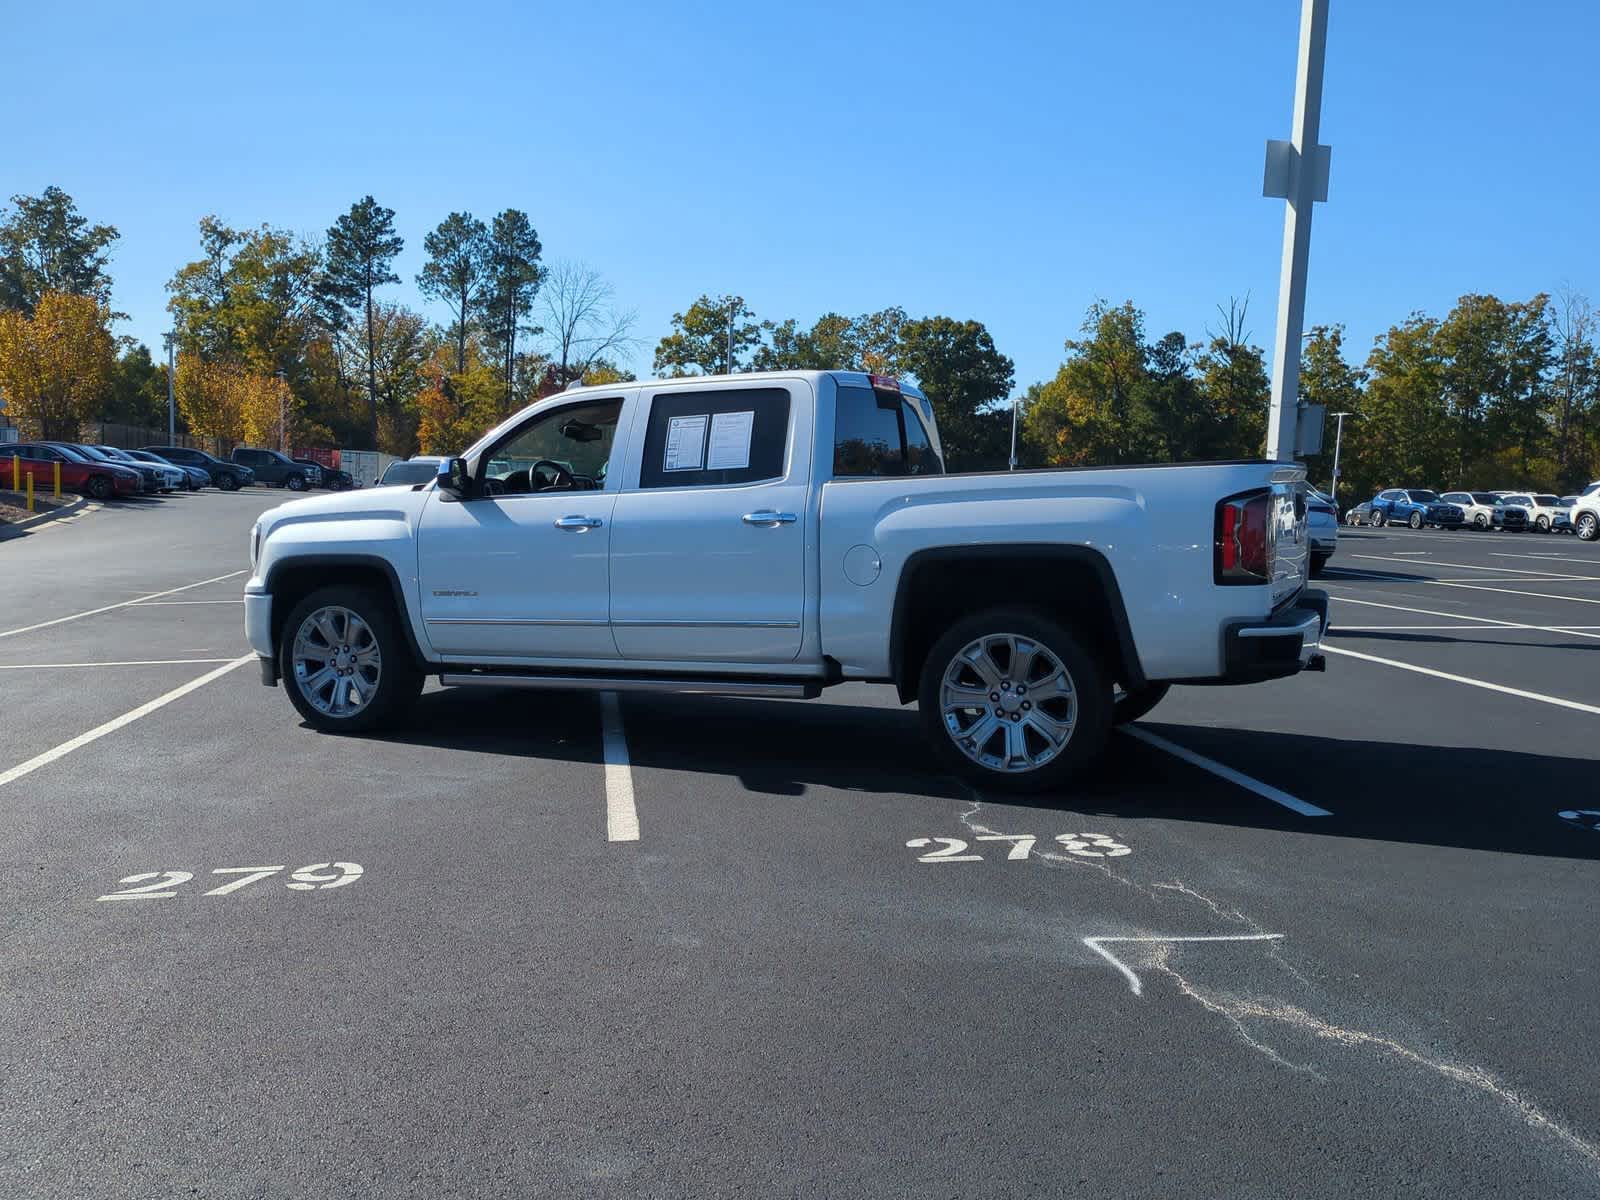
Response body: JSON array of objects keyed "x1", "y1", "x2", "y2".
[
  {"x1": 291, "y1": 605, "x2": 382, "y2": 718},
  {"x1": 939, "y1": 633, "x2": 1077, "y2": 773}
]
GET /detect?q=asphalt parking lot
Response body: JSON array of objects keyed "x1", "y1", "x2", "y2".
[{"x1": 3, "y1": 493, "x2": 1598, "y2": 1198}]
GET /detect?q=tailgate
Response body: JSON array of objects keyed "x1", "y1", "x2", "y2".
[{"x1": 1270, "y1": 477, "x2": 1310, "y2": 606}]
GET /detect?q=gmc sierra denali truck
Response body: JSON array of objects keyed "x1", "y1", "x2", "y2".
[{"x1": 246, "y1": 370, "x2": 1326, "y2": 790}]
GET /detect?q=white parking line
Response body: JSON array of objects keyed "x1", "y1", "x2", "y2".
[
  {"x1": 1083, "y1": 933, "x2": 1286, "y2": 997},
  {"x1": 600, "y1": 692, "x2": 639, "y2": 842},
  {"x1": 0, "y1": 658, "x2": 238, "y2": 669},
  {"x1": 0, "y1": 655, "x2": 254, "y2": 790},
  {"x1": 1321, "y1": 646, "x2": 1600, "y2": 716},
  {"x1": 1492, "y1": 551, "x2": 1600, "y2": 565},
  {"x1": 0, "y1": 570, "x2": 246, "y2": 640},
  {"x1": 1324, "y1": 594, "x2": 1600, "y2": 641},
  {"x1": 1122, "y1": 726, "x2": 1331, "y2": 817},
  {"x1": 1330, "y1": 624, "x2": 1600, "y2": 631},
  {"x1": 1349, "y1": 554, "x2": 1600, "y2": 580},
  {"x1": 1431, "y1": 580, "x2": 1600, "y2": 607},
  {"x1": 130, "y1": 600, "x2": 244, "y2": 606}
]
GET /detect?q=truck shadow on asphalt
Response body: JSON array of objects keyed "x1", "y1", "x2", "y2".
[{"x1": 373, "y1": 689, "x2": 1599, "y2": 861}]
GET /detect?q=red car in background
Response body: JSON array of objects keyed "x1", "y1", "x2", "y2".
[{"x1": 0, "y1": 442, "x2": 141, "y2": 499}]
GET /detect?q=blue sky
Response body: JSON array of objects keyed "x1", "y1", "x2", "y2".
[{"x1": 7, "y1": 0, "x2": 1597, "y2": 394}]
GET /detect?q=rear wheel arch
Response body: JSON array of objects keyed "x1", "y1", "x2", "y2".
[
  {"x1": 889, "y1": 546, "x2": 1145, "y2": 704},
  {"x1": 265, "y1": 555, "x2": 429, "y2": 670}
]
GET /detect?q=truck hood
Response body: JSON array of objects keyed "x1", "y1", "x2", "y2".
[{"x1": 258, "y1": 483, "x2": 430, "y2": 535}]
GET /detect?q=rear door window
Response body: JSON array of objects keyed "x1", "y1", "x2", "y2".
[
  {"x1": 637, "y1": 387, "x2": 790, "y2": 489},
  {"x1": 832, "y1": 384, "x2": 944, "y2": 477}
]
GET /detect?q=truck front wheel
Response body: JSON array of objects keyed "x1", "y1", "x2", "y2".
[
  {"x1": 919, "y1": 607, "x2": 1111, "y2": 793},
  {"x1": 280, "y1": 585, "x2": 421, "y2": 733}
]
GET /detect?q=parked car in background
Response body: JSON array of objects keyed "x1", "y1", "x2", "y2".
[
  {"x1": 1307, "y1": 489, "x2": 1337, "y2": 576},
  {"x1": 1439, "y1": 491, "x2": 1503, "y2": 530},
  {"x1": 91, "y1": 445, "x2": 185, "y2": 492},
  {"x1": 143, "y1": 446, "x2": 255, "y2": 491},
  {"x1": 232, "y1": 447, "x2": 316, "y2": 490},
  {"x1": 1529, "y1": 494, "x2": 1570, "y2": 533},
  {"x1": 295, "y1": 457, "x2": 354, "y2": 490},
  {"x1": 377, "y1": 456, "x2": 444, "y2": 487},
  {"x1": 1572, "y1": 482, "x2": 1600, "y2": 541},
  {"x1": 53, "y1": 443, "x2": 162, "y2": 494},
  {"x1": 0, "y1": 442, "x2": 140, "y2": 499},
  {"x1": 1369, "y1": 489, "x2": 1466, "y2": 529},
  {"x1": 1344, "y1": 500, "x2": 1374, "y2": 526},
  {"x1": 126, "y1": 448, "x2": 209, "y2": 490},
  {"x1": 1496, "y1": 493, "x2": 1543, "y2": 532}
]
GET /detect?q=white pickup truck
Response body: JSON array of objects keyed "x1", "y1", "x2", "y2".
[{"x1": 246, "y1": 371, "x2": 1326, "y2": 790}]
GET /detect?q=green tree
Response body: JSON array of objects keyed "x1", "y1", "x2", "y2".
[
  {"x1": 1296, "y1": 324, "x2": 1368, "y2": 498},
  {"x1": 323, "y1": 196, "x2": 404, "y2": 446},
  {"x1": 1023, "y1": 301, "x2": 1153, "y2": 466},
  {"x1": 1193, "y1": 298, "x2": 1270, "y2": 459},
  {"x1": 894, "y1": 315, "x2": 1014, "y2": 471},
  {"x1": 104, "y1": 341, "x2": 168, "y2": 428},
  {"x1": 1359, "y1": 314, "x2": 1454, "y2": 489},
  {"x1": 417, "y1": 212, "x2": 490, "y2": 375},
  {"x1": 654, "y1": 294, "x2": 762, "y2": 376},
  {"x1": 482, "y1": 209, "x2": 543, "y2": 410},
  {"x1": 345, "y1": 303, "x2": 433, "y2": 455},
  {"x1": 0, "y1": 186, "x2": 119, "y2": 316}
]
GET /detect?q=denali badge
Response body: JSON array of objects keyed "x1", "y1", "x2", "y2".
[{"x1": 431, "y1": 589, "x2": 478, "y2": 597}]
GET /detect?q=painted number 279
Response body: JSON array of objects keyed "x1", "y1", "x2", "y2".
[
  {"x1": 906, "y1": 834, "x2": 1131, "y2": 863},
  {"x1": 97, "y1": 862, "x2": 363, "y2": 901}
]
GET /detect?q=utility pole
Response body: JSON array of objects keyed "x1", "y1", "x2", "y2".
[
  {"x1": 164, "y1": 332, "x2": 176, "y2": 443},
  {"x1": 726, "y1": 302, "x2": 734, "y2": 375},
  {"x1": 1263, "y1": 0, "x2": 1332, "y2": 461},
  {"x1": 275, "y1": 369, "x2": 288, "y2": 452},
  {"x1": 1328, "y1": 410, "x2": 1352, "y2": 502}
]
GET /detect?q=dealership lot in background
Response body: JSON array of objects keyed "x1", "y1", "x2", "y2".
[{"x1": 2, "y1": 499, "x2": 1598, "y2": 1197}]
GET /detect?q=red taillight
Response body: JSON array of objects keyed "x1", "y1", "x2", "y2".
[{"x1": 1216, "y1": 491, "x2": 1274, "y2": 584}]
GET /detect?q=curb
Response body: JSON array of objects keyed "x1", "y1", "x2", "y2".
[{"x1": 0, "y1": 495, "x2": 94, "y2": 539}]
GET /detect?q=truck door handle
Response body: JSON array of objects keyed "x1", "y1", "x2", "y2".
[
  {"x1": 742, "y1": 510, "x2": 797, "y2": 526},
  {"x1": 554, "y1": 515, "x2": 604, "y2": 531}
]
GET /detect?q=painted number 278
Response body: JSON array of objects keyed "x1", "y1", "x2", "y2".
[
  {"x1": 906, "y1": 834, "x2": 1131, "y2": 863},
  {"x1": 97, "y1": 862, "x2": 363, "y2": 901}
]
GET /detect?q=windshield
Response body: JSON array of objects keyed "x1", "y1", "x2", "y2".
[
  {"x1": 1535, "y1": 495, "x2": 1558, "y2": 505},
  {"x1": 50, "y1": 443, "x2": 94, "y2": 463},
  {"x1": 380, "y1": 460, "x2": 441, "y2": 486},
  {"x1": 1470, "y1": 493, "x2": 1498, "y2": 504},
  {"x1": 1406, "y1": 490, "x2": 1440, "y2": 502}
]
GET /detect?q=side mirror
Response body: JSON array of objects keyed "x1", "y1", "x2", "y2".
[{"x1": 437, "y1": 457, "x2": 471, "y2": 497}]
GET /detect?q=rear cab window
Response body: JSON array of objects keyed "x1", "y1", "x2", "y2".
[{"x1": 831, "y1": 383, "x2": 944, "y2": 478}]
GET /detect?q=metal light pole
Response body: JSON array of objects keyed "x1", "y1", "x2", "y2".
[
  {"x1": 1263, "y1": 0, "x2": 1333, "y2": 461},
  {"x1": 164, "y1": 333, "x2": 176, "y2": 442},
  {"x1": 275, "y1": 369, "x2": 287, "y2": 452},
  {"x1": 1009, "y1": 394, "x2": 1019, "y2": 471},
  {"x1": 1328, "y1": 410, "x2": 1352, "y2": 502}
]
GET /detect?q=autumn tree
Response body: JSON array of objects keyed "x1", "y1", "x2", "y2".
[
  {"x1": 417, "y1": 212, "x2": 491, "y2": 375},
  {"x1": 482, "y1": 209, "x2": 543, "y2": 409},
  {"x1": 894, "y1": 316, "x2": 1014, "y2": 471},
  {"x1": 538, "y1": 259, "x2": 636, "y2": 386},
  {"x1": 654, "y1": 294, "x2": 761, "y2": 376},
  {"x1": 174, "y1": 354, "x2": 246, "y2": 444},
  {"x1": 0, "y1": 187, "x2": 119, "y2": 316},
  {"x1": 0, "y1": 291, "x2": 115, "y2": 439},
  {"x1": 344, "y1": 303, "x2": 433, "y2": 455},
  {"x1": 1024, "y1": 301, "x2": 1154, "y2": 466},
  {"x1": 416, "y1": 343, "x2": 506, "y2": 455},
  {"x1": 323, "y1": 196, "x2": 404, "y2": 447},
  {"x1": 1193, "y1": 297, "x2": 1269, "y2": 459}
]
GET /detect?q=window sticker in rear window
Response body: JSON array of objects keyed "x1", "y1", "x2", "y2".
[{"x1": 663, "y1": 415, "x2": 708, "y2": 472}]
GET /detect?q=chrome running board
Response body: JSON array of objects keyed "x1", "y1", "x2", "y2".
[{"x1": 438, "y1": 671, "x2": 817, "y2": 699}]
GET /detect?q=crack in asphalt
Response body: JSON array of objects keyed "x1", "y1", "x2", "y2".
[{"x1": 1147, "y1": 957, "x2": 1600, "y2": 1176}]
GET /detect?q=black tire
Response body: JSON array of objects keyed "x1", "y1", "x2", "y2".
[
  {"x1": 1113, "y1": 682, "x2": 1170, "y2": 726},
  {"x1": 1371, "y1": 510, "x2": 1387, "y2": 528},
  {"x1": 86, "y1": 474, "x2": 113, "y2": 500},
  {"x1": 279, "y1": 585, "x2": 422, "y2": 733},
  {"x1": 286, "y1": 473, "x2": 306, "y2": 492},
  {"x1": 1310, "y1": 553, "x2": 1330, "y2": 578},
  {"x1": 1536, "y1": 515, "x2": 1550, "y2": 533},
  {"x1": 918, "y1": 606, "x2": 1111, "y2": 793},
  {"x1": 1408, "y1": 511, "x2": 1424, "y2": 529},
  {"x1": 217, "y1": 472, "x2": 239, "y2": 491}
]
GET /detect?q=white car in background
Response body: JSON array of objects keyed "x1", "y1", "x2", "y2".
[
  {"x1": 1525, "y1": 494, "x2": 1566, "y2": 533},
  {"x1": 1495, "y1": 492, "x2": 1540, "y2": 531},
  {"x1": 1572, "y1": 482, "x2": 1600, "y2": 541},
  {"x1": 1440, "y1": 491, "x2": 1502, "y2": 531},
  {"x1": 1307, "y1": 489, "x2": 1338, "y2": 576}
]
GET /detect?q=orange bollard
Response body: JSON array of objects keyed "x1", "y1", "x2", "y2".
[
  {"x1": 53, "y1": 460, "x2": 61, "y2": 498},
  {"x1": 25, "y1": 471, "x2": 34, "y2": 512}
]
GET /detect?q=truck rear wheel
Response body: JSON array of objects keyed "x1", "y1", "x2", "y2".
[
  {"x1": 918, "y1": 607, "x2": 1110, "y2": 793},
  {"x1": 280, "y1": 585, "x2": 421, "y2": 733}
]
